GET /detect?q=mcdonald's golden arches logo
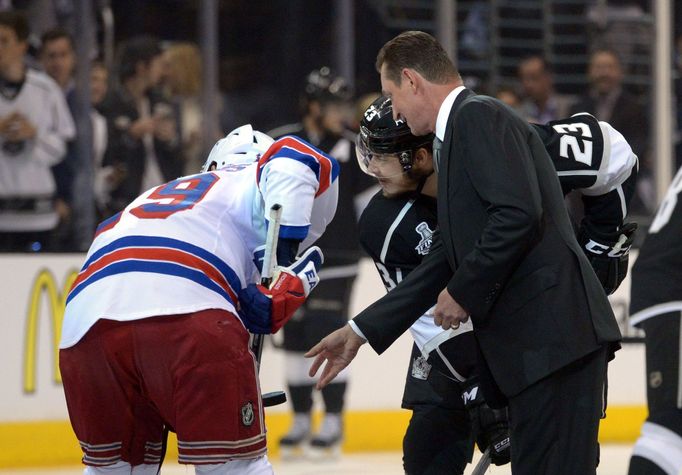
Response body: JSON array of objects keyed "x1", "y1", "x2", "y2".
[{"x1": 23, "y1": 269, "x2": 78, "y2": 394}]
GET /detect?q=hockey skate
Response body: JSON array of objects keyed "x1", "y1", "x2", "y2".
[
  {"x1": 308, "y1": 414, "x2": 343, "y2": 460},
  {"x1": 278, "y1": 414, "x2": 311, "y2": 459}
]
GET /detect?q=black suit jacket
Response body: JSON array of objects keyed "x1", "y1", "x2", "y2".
[{"x1": 354, "y1": 89, "x2": 621, "y2": 397}]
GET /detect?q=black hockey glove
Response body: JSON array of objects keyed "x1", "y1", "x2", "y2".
[
  {"x1": 578, "y1": 222, "x2": 637, "y2": 295},
  {"x1": 461, "y1": 376, "x2": 510, "y2": 466}
]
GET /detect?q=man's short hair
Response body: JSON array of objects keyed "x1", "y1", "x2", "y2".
[
  {"x1": 518, "y1": 54, "x2": 553, "y2": 74},
  {"x1": 117, "y1": 35, "x2": 161, "y2": 82},
  {"x1": 0, "y1": 10, "x2": 29, "y2": 42},
  {"x1": 40, "y1": 27, "x2": 74, "y2": 53},
  {"x1": 376, "y1": 31, "x2": 459, "y2": 85},
  {"x1": 589, "y1": 47, "x2": 623, "y2": 66}
]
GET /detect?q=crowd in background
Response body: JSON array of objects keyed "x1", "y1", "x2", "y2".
[
  {"x1": 0, "y1": 8, "x2": 216, "y2": 252},
  {"x1": 0, "y1": 2, "x2": 679, "y2": 252},
  {"x1": 495, "y1": 48, "x2": 654, "y2": 216}
]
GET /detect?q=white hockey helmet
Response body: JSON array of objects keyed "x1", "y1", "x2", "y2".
[{"x1": 201, "y1": 124, "x2": 274, "y2": 172}]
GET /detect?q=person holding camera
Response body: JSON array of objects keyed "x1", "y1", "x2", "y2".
[
  {"x1": 0, "y1": 11, "x2": 74, "y2": 252},
  {"x1": 98, "y1": 36, "x2": 183, "y2": 217}
]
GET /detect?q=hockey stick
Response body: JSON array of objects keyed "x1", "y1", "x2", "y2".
[
  {"x1": 471, "y1": 447, "x2": 491, "y2": 475},
  {"x1": 251, "y1": 204, "x2": 287, "y2": 407},
  {"x1": 251, "y1": 203, "x2": 282, "y2": 365}
]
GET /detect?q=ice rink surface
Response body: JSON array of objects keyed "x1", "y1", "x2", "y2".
[{"x1": 0, "y1": 444, "x2": 633, "y2": 475}]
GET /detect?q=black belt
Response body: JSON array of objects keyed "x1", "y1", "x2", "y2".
[{"x1": 0, "y1": 196, "x2": 54, "y2": 212}]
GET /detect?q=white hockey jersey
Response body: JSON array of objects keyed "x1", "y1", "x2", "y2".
[{"x1": 60, "y1": 136, "x2": 339, "y2": 348}]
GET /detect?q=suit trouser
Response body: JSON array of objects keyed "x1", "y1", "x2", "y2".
[{"x1": 507, "y1": 346, "x2": 608, "y2": 475}]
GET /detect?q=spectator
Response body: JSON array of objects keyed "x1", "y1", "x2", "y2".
[
  {"x1": 0, "y1": 11, "x2": 74, "y2": 252},
  {"x1": 495, "y1": 85, "x2": 522, "y2": 112},
  {"x1": 39, "y1": 27, "x2": 77, "y2": 250},
  {"x1": 99, "y1": 35, "x2": 183, "y2": 216},
  {"x1": 161, "y1": 42, "x2": 217, "y2": 175},
  {"x1": 570, "y1": 48, "x2": 652, "y2": 213},
  {"x1": 89, "y1": 60, "x2": 110, "y2": 222},
  {"x1": 517, "y1": 55, "x2": 574, "y2": 123}
]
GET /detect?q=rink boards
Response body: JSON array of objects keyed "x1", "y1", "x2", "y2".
[{"x1": 0, "y1": 253, "x2": 646, "y2": 468}]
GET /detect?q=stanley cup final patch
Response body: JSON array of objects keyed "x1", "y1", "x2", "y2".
[
  {"x1": 241, "y1": 402, "x2": 255, "y2": 426},
  {"x1": 414, "y1": 222, "x2": 434, "y2": 256},
  {"x1": 411, "y1": 355, "x2": 432, "y2": 380}
]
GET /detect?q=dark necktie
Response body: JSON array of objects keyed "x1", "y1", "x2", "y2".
[{"x1": 433, "y1": 137, "x2": 443, "y2": 174}]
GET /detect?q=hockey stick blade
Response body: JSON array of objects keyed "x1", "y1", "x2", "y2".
[
  {"x1": 262, "y1": 390, "x2": 287, "y2": 407},
  {"x1": 471, "y1": 447, "x2": 491, "y2": 475}
]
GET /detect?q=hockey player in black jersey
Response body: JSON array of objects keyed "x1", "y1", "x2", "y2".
[
  {"x1": 350, "y1": 95, "x2": 638, "y2": 474},
  {"x1": 628, "y1": 165, "x2": 682, "y2": 475},
  {"x1": 268, "y1": 68, "x2": 375, "y2": 457}
]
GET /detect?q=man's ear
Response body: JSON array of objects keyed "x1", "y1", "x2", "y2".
[
  {"x1": 402, "y1": 68, "x2": 420, "y2": 94},
  {"x1": 413, "y1": 147, "x2": 433, "y2": 172}
]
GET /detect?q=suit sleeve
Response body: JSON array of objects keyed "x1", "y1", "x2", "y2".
[
  {"x1": 353, "y1": 230, "x2": 452, "y2": 354},
  {"x1": 446, "y1": 100, "x2": 543, "y2": 318}
]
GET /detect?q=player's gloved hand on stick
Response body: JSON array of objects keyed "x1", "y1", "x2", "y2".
[
  {"x1": 461, "y1": 376, "x2": 511, "y2": 466},
  {"x1": 252, "y1": 238, "x2": 301, "y2": 273},
  {"x1": 238, "y1": 246, "x2": 323, "y2": 334},
  {"x1": 578, "y1": 221, "x2": 637, "y2": 295}
]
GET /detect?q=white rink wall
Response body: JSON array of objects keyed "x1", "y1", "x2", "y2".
[
  {"x1": 0, "y1": 254, "x2": 416, "y2": 423},
  {"x1": 0, "y1": 253, "x2": 645, "y2": 421}
]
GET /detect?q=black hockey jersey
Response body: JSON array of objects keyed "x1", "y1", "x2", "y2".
[
  {"x1": 359, "y1": 192, "x2": 438, "y2": 290},
  {"x1": 359, "y1": 114, "x2": 638, "y2": 406},
  {"x1": 359, "y1": 113, "x2": 637, "y2": 408},
  {"x1": 532, "y1": 113, "x2": 638, "y2": 234},
  {"x1": 630, "y1": 165, "x2": 682, "y2": 325},
  {"x1": 361, "y1": 113, "x2": 638, "y2": 295}
]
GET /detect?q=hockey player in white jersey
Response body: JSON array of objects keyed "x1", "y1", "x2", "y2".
[{"x1": 59, "y1": 125, "x2": 338, "y2": 475}]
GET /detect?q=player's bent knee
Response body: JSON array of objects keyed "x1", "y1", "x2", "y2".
[
  {"x1": 631, "y1": 421, "x2": 682, "y2": 475},
  {"x1": 194, "y1": 455, "x2": 273, "y2": 475}
]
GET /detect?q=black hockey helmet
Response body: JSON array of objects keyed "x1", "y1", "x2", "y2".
[
  {"x1": 303, "y1": 66, "x2": 353, "y2": 104},
  {"x1": 356, "y1": 95, "x2": 434, "y2": 175}
]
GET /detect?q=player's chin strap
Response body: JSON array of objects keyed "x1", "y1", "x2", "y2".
[{"x1": 414, "y1": 173, "x2": 430, "y2": 195}]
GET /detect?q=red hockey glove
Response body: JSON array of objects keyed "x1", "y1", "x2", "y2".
[{"x1": 238, "y1": 246, "x2": 323, "y2": 334}]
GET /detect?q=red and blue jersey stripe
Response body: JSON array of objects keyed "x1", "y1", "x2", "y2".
[
  {"x1": 94, "y1": 211, "x2": 122, "y2": 238},
  {"x1": 67, "y1": 236, "x2": 242, "y2": 308},
  {"x1": 256, "y1": 136, "x2": 339, "y2": 197}
]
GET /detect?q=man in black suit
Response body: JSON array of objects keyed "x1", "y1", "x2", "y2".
[{"x1": 306, "y1": 31, "x2": 623, "y2": 474}]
